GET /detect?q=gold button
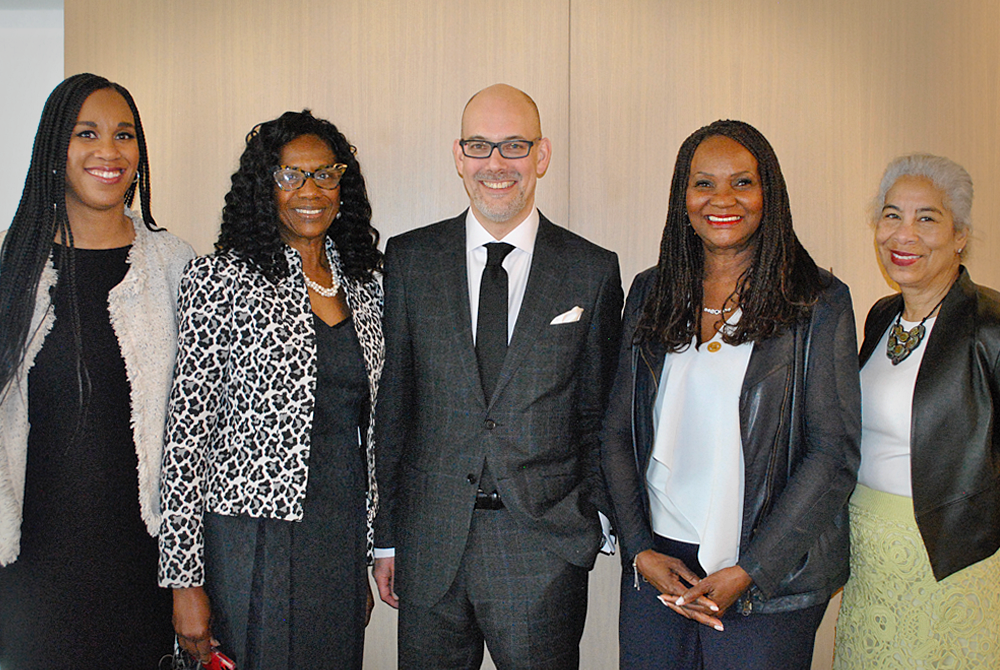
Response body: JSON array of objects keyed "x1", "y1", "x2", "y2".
[{"x1": 707, "y1": 342, "x2": 721, "y2": 353}]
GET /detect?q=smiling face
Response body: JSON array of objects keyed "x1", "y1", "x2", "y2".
[
  {"x1": 274, "y1": 134, "x2": 341, "y2": 249},
  {"x1": 875, "y1": 175, "x2": 966, "y2": 300},
  {"x1": 685, "y1": 135, "x2": 764, "y2": 262},
  {"x1": 64, "y1": 88, "x2": 139, "y2": 217},
  {"x1": 453, "y1": 84, "x2": 551, "y2": 238}
]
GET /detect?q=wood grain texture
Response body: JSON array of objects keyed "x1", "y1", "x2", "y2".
[
  {"x1": 569, "y1": 0, "x2": 1000, "y2": 330},
  {"x1": 67, "y1": 3, "x2": 570, "y2": 668},
  {"x1": 568, "y1": 4, "x2": 998, "y2": 667},
  {"x1": 65, "y1": 0, "x2": 571, "y2": 254},
  {"x1": 64, "y1": 1, "x2": 1000, "y2": 668}
]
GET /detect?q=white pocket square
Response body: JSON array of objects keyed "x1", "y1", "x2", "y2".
[{"x1": 550, "y1": 306, "x2": 584, "y2": 325}]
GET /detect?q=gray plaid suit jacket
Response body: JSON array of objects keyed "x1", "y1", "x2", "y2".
[{"x1": 375, "y1": 211, "x2": 623, "y2": 606}]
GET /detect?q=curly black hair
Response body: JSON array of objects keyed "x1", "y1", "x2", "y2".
[
  {"x1": 0, "y1": 73, "x2": 157, "y2": 405},
  {"x1": 216, "y1": 110, "x2": 381, "y2": 282},
  {"x1": 636, "y1": 119, "x2": 825, "y2": 350}
]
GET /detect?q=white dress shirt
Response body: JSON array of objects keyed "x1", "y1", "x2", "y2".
[{"x1": 465, "y1": 207, "x2": 539, "y2": 344}]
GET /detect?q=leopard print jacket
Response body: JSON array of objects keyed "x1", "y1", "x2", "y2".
[{"x1": 157, "y1": 241, "x2": 383, "y2": 587}]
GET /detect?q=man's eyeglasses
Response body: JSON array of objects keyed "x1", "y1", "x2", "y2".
[
  {"x1": 459, "y1": 138, "x2": 539, "y2": 160},
  {"x1": 272, "y1": 164, "x2": 348, "y2": 191}
]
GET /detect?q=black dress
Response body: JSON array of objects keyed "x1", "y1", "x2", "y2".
[
  {"x1": 0, "y1": 245, "x2": 174, "y2": 669},
  {"x1": 199, "y1": 314, "x2": 370, "y2": 670}
]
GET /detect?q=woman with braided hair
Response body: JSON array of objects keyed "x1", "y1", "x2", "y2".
[
  {"x1": 0, "y1": 73, "x2": 194, "y2": 668},
  {"x1": 601, "y1": 120, "x2": 861, "y2": 668}
]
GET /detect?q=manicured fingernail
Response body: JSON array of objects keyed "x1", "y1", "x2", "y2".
[
  {"x1": 714, "y1": 624, "x2": 724, "y2": 631},
  {"x1": 709, "y1": 604, "x2": 719, "y2": 612},
  {"x1": 675, "y1": 596, "x2": 685, "y2": 606}
]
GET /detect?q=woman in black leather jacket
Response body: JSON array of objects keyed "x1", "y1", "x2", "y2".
[
  {"x1": 601, "y1": 120, "x2": 861, "y2": 670},
  {"x1": 833, "y1": 154, "x2": 1000, "y2": 669}
]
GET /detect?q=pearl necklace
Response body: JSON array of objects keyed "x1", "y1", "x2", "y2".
[
  {"x1": 303, "y1": 270, "x2": 340, "y2": 298},
  {"x1": 702, "y1": 305, "x2": 734, "y2": 315}
]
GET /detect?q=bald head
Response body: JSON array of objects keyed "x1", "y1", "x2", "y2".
[
  {"x1": 453, "y1": 83, "x2": 551, "y2": 236},
  {"x1": 461, "y1": 84, "x2": 542, "y2": 138}
]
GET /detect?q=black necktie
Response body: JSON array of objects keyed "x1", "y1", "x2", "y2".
[{"x1": 476, "y1": 242, "x2": 515, "y2": 403}]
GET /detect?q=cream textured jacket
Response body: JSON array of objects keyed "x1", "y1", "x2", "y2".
[{"x1": 0, "y1": 211, "x2": 195, "y2": 566}]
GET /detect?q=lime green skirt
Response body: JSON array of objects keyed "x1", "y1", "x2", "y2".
[{"x1": 833, "y1": 484, "x2": 1000, "y2": 669}]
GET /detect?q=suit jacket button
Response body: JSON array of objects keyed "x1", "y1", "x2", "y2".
[
  {"x1": 485, "y1": 419, "x2": 496, "y2": 430},
  {"x1": 467, "y1": 474, "x2": 477, "y2": 484}
]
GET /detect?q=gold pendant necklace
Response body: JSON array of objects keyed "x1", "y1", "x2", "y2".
[{"x1": 885, "y1": 295, "x2": 946, "y2": 365}]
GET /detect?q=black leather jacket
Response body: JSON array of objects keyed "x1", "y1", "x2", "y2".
[
  {"x1": 601, "y1": 268, "x2": 861, "y2": 613},
  {"x1": 860, "y1": 267, "x2": 1000, "y2": 581}
]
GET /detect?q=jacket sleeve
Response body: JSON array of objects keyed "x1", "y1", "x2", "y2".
[
  {"x1": 372, "y1": 237, "x2": 413, "y2": 550},
  {"x1": 600, "y1": 269, "x2": 656, "y2": 563},
  {"x1": 158, "y1": 256, "x2": 233, "y2": 588},
  {"x1": 738, "y1": 280, "x2": 862, "y2": 597},
  {"x1": 578, "y1": 253, "x2": 624, "y2": 517}
]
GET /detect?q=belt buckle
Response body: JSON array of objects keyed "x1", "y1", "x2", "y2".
[{"x1": 475, "y1": 490, "x2": 504, "y2": 510}]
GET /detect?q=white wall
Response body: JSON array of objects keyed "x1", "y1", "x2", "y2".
[{"x1": 0, "y1": 5, "x2": 63, "y2": 231}]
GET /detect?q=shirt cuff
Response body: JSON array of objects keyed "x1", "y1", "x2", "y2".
[
  {"x1": 374, "y1": 547, "x2": 396, "y2": 559},
  {"x1": 599, "y1": 511, "x2": 616, "y2": 555}
]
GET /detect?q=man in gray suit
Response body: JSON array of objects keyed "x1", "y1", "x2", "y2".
[{"x1": 373, "y1": 83, "x2": 623, "y2": 669}]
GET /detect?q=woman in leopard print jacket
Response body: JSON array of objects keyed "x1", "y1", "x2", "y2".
[{"x1": 158, "y1": 111, "x2": 383, "y2": 670}]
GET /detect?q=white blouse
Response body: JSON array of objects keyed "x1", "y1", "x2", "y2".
[
  {"x1": 858, "y1": 316, "x2": 937, "y2": 498},
  {"x1": 646, "y1": 314, "x2": 753, "y2": 575}
]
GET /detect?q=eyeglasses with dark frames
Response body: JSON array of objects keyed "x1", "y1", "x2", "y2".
[
  {"x1": 272, "y1": 164, "x2": 348, "y2": 191},
  {"x1": 459, "y1": 138, "x2": 540, "y2": 160}
]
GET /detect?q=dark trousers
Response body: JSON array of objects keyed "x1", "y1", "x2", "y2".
[
  {"x1": 398, "y1": 508, "x2": 589, "y2": 670},
  {"x1": 619, "y1": 536, "x2": 828, "y2": 670}
]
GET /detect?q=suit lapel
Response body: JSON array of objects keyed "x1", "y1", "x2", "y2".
[
  {"x1": 438, "y1": 214, "x2": 488, "y2": 407},
  {"x1": 488, "y1": 216, "x2": 567, "y2": 408}
]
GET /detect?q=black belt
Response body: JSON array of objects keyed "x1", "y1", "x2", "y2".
[{"x1": 474, "y1": 489, "x2": 504, "y2": 510}]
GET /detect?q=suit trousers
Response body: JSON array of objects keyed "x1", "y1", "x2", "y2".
[
  {"x1": 398, "y1": 508, "x2": 589, "y2": 670},
  {"x1": 618, "y1": 536, "x2": 828, "y2": 670}
]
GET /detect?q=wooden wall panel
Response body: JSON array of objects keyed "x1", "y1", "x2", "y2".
[
  {"x1": 65, "y1": 2, "x2": 572, "y2": 668},
  {"x1": 569, "y1": 0, "x2": 1000, "y2": 325},
  {"x1": 569, "y1": 2, "x2": 999, "y2": 668},
  {"x1": 64, "y1": 0, "x2": 1000, "y2": 668},
  {"x1": 65, "y1": 0, "x2": 571, "y2": 254}
]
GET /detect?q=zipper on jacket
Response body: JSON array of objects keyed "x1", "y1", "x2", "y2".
[{"x1": 754, "y1": 353, "x2": 794, "y2": 530}]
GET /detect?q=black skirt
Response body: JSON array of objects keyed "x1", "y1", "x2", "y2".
[{"x1": 200, "y1": 314, "x2": 370, "y2": 670}]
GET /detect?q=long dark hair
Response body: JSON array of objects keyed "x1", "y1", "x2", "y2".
[
  {"x1": 636, "y1": 120, "x2": 824, "y2": 350},
  {"x1": 0, "y1": 73, "x2": 156, "y2": 403},
  {"x1": 216, "y1": 110, "x2": 381, "y2": 282}
]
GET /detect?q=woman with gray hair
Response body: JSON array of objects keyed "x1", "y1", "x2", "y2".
[{"x1": 833, "y1": 154, "x2": 1000, "y2": 668}]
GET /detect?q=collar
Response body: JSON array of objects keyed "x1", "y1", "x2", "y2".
[
  {"x1": 859, "y1": 266, "x2": 972, "y2": 367},
  {"x1": 282, "y1": 237, "x2": 345, "y2": 284},
  {"x1": 464, "y1": 207, "x2": 539, "y2": 255}
]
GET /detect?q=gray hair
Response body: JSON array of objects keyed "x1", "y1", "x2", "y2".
[{"x1": 874, "y1": 154, "x2": 974, "y2": 237}]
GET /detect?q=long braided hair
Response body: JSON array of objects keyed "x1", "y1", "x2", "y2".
[
  {"x1": 0, "y1": 73, "x2": 157, "y2": 410},
  {"x1": 216, "y1": 109, "x2": 381, "y2": 282},
  {"x1": 635, "y1": 120, "x2": 824, "y2": 350}
]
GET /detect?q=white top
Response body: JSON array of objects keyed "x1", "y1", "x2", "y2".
[
  {"x1": 858, "y1": 316, "x2": 936, "y2": 498},
  {"x1": 465, "y1": 208, "x2": 539, "y2": 344},
  {"x1": 646, "y1": 313, "x2": 753, "y2": 575}
]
